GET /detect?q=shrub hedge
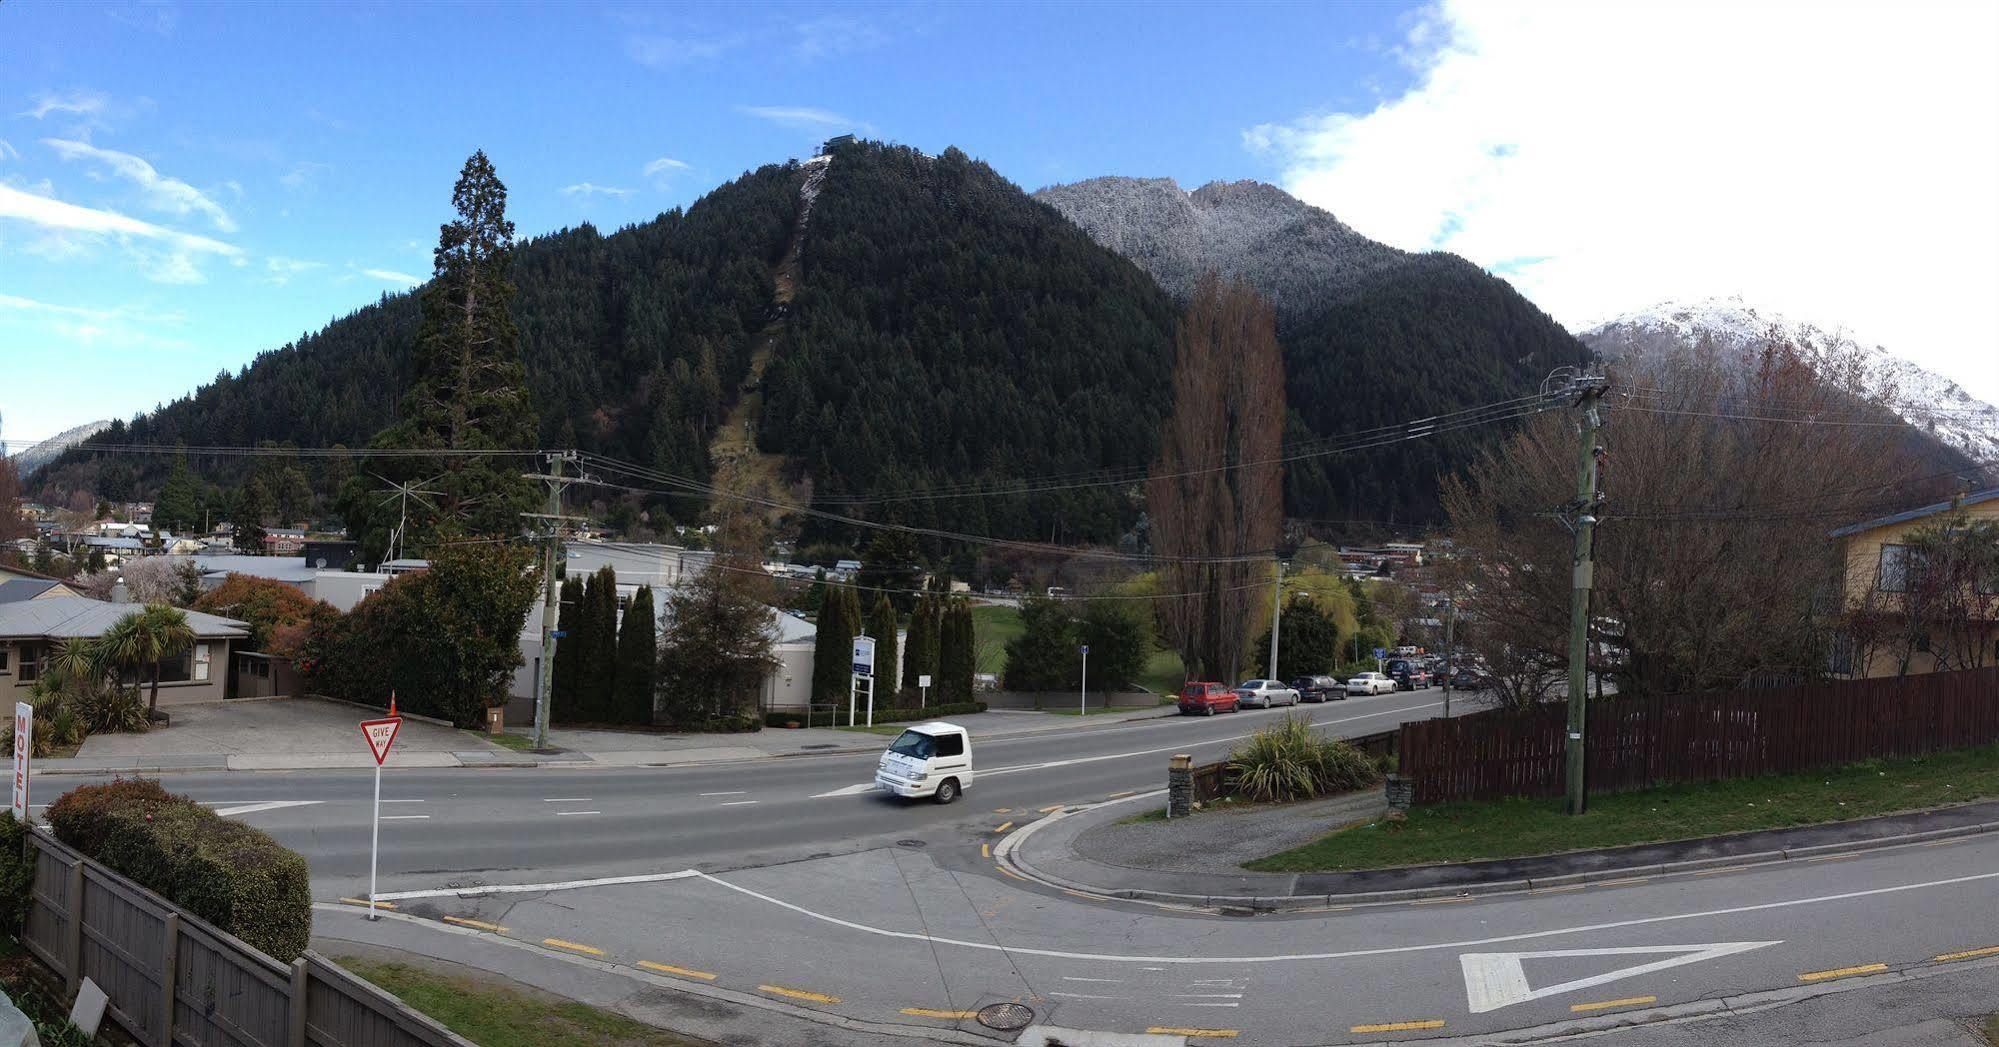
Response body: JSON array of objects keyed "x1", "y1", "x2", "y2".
[
  {"x1": 0, "y1": 812, "x2": 35, "y2": 933},
  {"x1": 762, "y1": 701, "x2": 987, "y2": 729},
  {"x1": 47, "y1": 779, "x2": 312, "y2": 961}
]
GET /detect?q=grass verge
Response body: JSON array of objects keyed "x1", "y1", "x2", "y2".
[
  {"x1": 837, "y1": 725, "x2": 907, "y2": 736},
  {"x1": 484, "y1": 731, "x2": 536, "y2": 751},
  {"x1": 336, "y1": 957, "x2": 698, "y2": 1047},
  {"x1": 1246, "y1": 743, "x2": 1999, "y2": 873},
  {"x1": 1981, "y1": 1014, "x2": 1998, "y2": 1046},
  {"x1": 1135, "y1": 647, "x2": 1186, "y2": 696}
]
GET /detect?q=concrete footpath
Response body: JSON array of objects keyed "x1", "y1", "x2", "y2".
[
  {"x1": 1003, "y1": 789, "x2": 1999, "y2": 910},
  {"x1": 37, "y1": 696, "x2": 1179, "y2": 776}
]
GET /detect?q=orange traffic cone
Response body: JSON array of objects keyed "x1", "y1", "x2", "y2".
[{"x1": 388, "y1": 691, "x2": 399, "y2": 718}]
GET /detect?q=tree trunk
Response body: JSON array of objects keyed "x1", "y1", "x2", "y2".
[{"x1": 148, "y1": 663, "x2": 162, "y2": 718}]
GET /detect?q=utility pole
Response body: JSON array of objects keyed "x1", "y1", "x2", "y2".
[
  {"x1": 522, "y1": 451, "x2": 584, "y2": 751},
  {"x1": 1562, "y1": 376, "x2": 1608, "y2": 816},
  {"x1": 1267, "y1": 557, "x2": 1284, "y2": 680},
  {"x1": 1441, "y1": 589, "x2": 1457, "y2": 719}
]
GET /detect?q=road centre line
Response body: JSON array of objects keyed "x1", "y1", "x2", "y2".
[
  {"x1": 686, "y1": 865, "x2": 1999, "y2": 965},
  {"x1": 1571, "y1": 995, "x2": 1656, "y2": 1012},
  {"x1": 380, "y1": 814, "x2": 431, "y2": 820},
  {"x1": 1800, "y1": 963, "x2": 1888, "y2": 981},
  {"x1": 380, "y1": 798, "x2": 425, "y2": 803},
  {"x1": 542, "y1": 797, "x2": 592, "y2": 802},
  {"x1": 1935, "y1": 946, "x2": 1999, "y2": 962},
  {"x1": 700, "y1": 792, "x2": 746, "y2": 797},
  {"x1": 554, "y1": 810, "x2": 600, "y2": 816},
  {"x1": 718, "y1": 800, "x2": 758, "y2": 807},
  {"x1": 372, "y1": 869, "x2": 700, "y2": 901}
]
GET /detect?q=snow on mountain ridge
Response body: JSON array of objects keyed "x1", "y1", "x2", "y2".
[
  {"x1": 9, "y1": 419, "x2": 113, "y2": 476},
  {"x1": 1581, "y1": 296, "x2": 1999, "y2": 465}
]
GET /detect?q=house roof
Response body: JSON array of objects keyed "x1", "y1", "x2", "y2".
[
  {"x1": 774, "y1": 610, "x2": 816, "y2": 643},
  {"x1": 169, "y1": 555, "x2": 320, "y2": 584},
  {"x1": 0, "y1": 579, "x2": 63, "y2": 604},
  {"x1": 0, "y1": 596, "x2": 248, "y2": 641},
  {"x1": 0, "y1": 564, "x2": 60, "y2": 583},
  {"x1": 1829, "y1": 487, "x2": 1999, "y2": 538}
]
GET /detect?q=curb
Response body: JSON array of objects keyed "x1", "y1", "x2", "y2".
[
  {"x1": 769, "y1": 708, "x2": 1181, "y2": 759},
  {"x1": 997, "y1": 793, "x2": 1999, "y2": 912}
]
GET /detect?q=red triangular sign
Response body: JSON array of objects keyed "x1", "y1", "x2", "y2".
[{"x1": 361, "y1": 717, "x2": 402, "y2": 766}]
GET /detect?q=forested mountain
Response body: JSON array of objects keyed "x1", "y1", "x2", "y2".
[{"x1": 1037, "y1": 175, "x2": 1594, "y2": 524}]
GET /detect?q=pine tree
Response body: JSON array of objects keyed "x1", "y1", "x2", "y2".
[
  {"x1": 550, "y1": 575, "x2": 584, "y2": 722},
  {"x1": 584, "y1": 566, "x2": 619, "y2": 721},
  {"x1": 153, "y1": 454, "x2": 201, "y2": 535},
  {"x1": 867, "y1": 592, "x2": 899, "y2": 704},
  {"x1": 614, "y1": 585, "x2": 657, "y2": 725},
  {"x1": 811, "y1": 584, "x2": 859, "y2": 714}
]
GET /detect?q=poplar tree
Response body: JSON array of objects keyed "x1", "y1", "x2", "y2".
[
  {"x1": 938, "y1": 600, "x2": 975, "y2": 704},
  {"x1": 550, "y1": 575, "x2": 584, "y2": 721},
  {"x1": 811, "y1": 584, "x2": 860, "y2": 713},
  {"x1": 867, "y1": 592, "x2": 899, "y2": 704},
  {"x1": 614, "y1": 585, "x2": 657, "y2": 725},
  {"x1": 900, "y1": 597, "x2": 937, "y2": 701}
]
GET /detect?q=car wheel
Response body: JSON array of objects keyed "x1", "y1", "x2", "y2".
[{"x1": 933, "y1": 778, "x2": 959, "y2": 805}]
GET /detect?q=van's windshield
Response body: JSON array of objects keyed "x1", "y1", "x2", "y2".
[{"x1": 889, "y1": 730, "x2": 937, "y2": 759}]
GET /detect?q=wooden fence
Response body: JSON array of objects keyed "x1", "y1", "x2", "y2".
[
  {"x1": 20, "y1": 830, "x2": 474, "y2": 1047},
  {"x1": 1188, "y1": 727, "x2": 1398, "y2": 803},
  {"x1": 1398, "y1": 667, "x2": 1999, "y2": 805}
]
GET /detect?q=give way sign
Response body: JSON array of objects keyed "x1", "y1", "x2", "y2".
[{"x1": 360, "y1": 717, "x2": 402, "y2": 766}]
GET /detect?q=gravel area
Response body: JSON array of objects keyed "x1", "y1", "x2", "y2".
[{"x1": 1073, "y1": 790, "x2": 1389, "y2": 875}]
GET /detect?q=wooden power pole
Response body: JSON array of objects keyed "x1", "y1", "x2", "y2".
[
  {"x1": 521, "y1": 451, "x2": 585, "y2": 750},
  {"x1": 1563, "y1": 376, "x2": 1608, "y2": 815}
]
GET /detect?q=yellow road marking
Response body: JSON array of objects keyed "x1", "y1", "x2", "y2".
[
  {"x1": 902, "y1": 1008, "x2": 979, "y2": 1019},
  {"x1": 1802, "y1": 853, "x2": 1858, "y2": 863},
  {"x1": 440, "y1": 916, "x2": 506, "y2": 932},
  {"x1": 981, "y1": 843, "x2": 991, "y2": 858},
  {"x1": 1410, "y1": 896, "x2": 1472, "y2": 906},
  {"x1": 339, "y1": 898, "x2": 396, "y2": 909},
  {"x1": 759, "y1": 984, "x2": 840, "y2": 1004},
  {"x1": 543, "y1": 938, "x2": 605, "y2": 956},
  {"x1": 1923, "y1": 837, "x2": 1968, "y2": 847},
  {"x1": 1570, "y1": 995, "x2": 1657, "y2": 1013},
  {"x1": 994, "y1": 808, "x2": 1012, "y2": 813},
  {"x1": 994, "y1": 821, "x2": 1015, "y2": 833},
  {"x1": 1106, "y1": 790, "x2": 1136, "y2": 798},
  {"x1": 997, "y1": 866, "x2": 1028, "y2": 883},
  {"x1": 1288, "y1": 905, "x2": 1352, "y2": 913},
  {"x1": 638, "y1": 961, "x2": 716, "y2": 981},
  {"x1": 1691, "y1": 867, "x2": 1741, "y2": 876},
  {"x1": 1529, "y1": 885, "x2": 1587, "y2": 894},
  {"x1": 1061, "y1": 889, "x2": 1100, "y2": 901},
  {"x1": 1039, "y1": 804, "x2": 1064, "y2": 813},
  {"x1": 1799, "y1": 963, "x2": 1887, "y2": 982},
  {"x1": 1933, "y1": 946, "x2": 1999, "y2": 962},
  {"x1": 1593, "y1": 877, "x2": 1651, "y2": 887},
  {"x1": 1148, "y1": 1028, "x2": 1239, "y2": 1038},
  {"x1": 1352, "y1": 1019, "x2": 1446, "y2": 1033}
]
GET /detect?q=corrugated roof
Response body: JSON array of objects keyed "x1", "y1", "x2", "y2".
[
  {"x1": 0, "y1": 596, "x2": 248, "y2": 640},
  {"x1": 1829, "y1": 487, "x2": 1999, "y2": 538},
  {"x1": 0, "y1": 579, "x2": 61, "y2": 604}
]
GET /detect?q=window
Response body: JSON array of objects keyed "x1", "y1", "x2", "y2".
[
  {"x1": 0, "y1": 648, "x2": 8, "y2": 674},
  {"x1": 16, "y1": 644, "x2": 39, "y2": 683},
  {"x1": 934, "y1": 733, "x2": 964, "y2": 758},
  {"x1": 1877, "y1": 544, "x2": 1908, "y2": 592},
  {"x1": 121, "y1": 649, "x2": 194, "y2": 686}
]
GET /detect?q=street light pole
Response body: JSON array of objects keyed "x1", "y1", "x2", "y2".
[
  {"x1": 1267, "y1": 557, "x2": 1284, "y2": 680},
  {"x1": 1080, "y1": 644, "x2": 1089, "y2": 716}
]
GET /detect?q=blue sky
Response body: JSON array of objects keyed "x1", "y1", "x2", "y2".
[{"x1": 5, "y1": 1, "x2": 1996, "y2": 450}]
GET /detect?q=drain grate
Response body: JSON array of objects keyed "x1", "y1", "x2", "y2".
[
  {"x1": 896, "y1": 839, "x2": 927, "y2": 849},
  {"x1": 799, "y1": 744, "x2": 840, "y2": 750},
  {"x1": 976, "y1": 1002, "x2": 1034, "y2": 1031}
]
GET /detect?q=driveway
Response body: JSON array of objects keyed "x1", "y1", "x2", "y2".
[{"x1": 76, "y1": 697, "x2": 499, "y2": 768}]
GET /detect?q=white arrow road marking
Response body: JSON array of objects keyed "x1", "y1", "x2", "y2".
[
  {"x1": 212, "y1": 800, "x2": 324, "y2": 818},
  {"x1": 1460, "y1": 942, "x2": 1780, "y2": 1013},
  {"x1": 812, "y1": 783, "x2": 878, "y2": 798}
]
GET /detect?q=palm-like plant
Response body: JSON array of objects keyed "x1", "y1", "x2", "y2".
[{"x1": 99, "y1": 605, "x2": 199, "y2": 719}]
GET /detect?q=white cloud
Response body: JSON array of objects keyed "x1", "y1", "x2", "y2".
[
  {"x1": 280, "y1": 160, "x2": 331, "y2": 192},
  {"x1": 1245, "y1": 0, "x2": 1999, "y2": 402},
  {"x1": 263, "y1": 255, "x2": 323, "y2": 285},
  {"x1": 43, "y1": 138, "x2": 237, "y2": 232},
  {"x1": 0, "y1": 292, "x2": 110, "y2": 320},
  {"x1": 792, "y1": 16, "x2": 886, "y2": 60},
  {"x1": 562, "y1": 181, "x2": 635, "y2": 199},
  {"x1": 739, "y1": 105, "x2": 854, "y2": 133},
  {"x1": 626, "y1": 34, "x2": 732, "y2": 69},
  {"x1": 0, "y1": 181, "x2": 239, "y2": 258},
  {"x1": 643, "y1": 157, "x2": 690, "y2": 177},
  {"x1": 0, "y1": 140, "x2": 17, "y2": 162},
  {"x1": 21, "y1": 90, "x2": 107, "y2": 120},
  {"x1": 362, "y1": 268, "x2": 423, "y2": 286}
]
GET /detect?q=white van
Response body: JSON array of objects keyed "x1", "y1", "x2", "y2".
[{"x1": 874, "y1": 721, "x2": 974, "y2": 804}]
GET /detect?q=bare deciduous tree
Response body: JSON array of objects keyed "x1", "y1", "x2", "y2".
[{"x1": 1150, "y1": 275, "x2": 1284, "y2": 681}]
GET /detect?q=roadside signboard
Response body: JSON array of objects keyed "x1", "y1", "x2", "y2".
[
  {"x1": 852, "y1": 636, "x2": 877, "y2": 677},
  {"x1": 918, "y1": 674, "x2": 932, "y2": 689},
  {"x1": 1373, "y1": 647, "x2": 1387, "y2": 660},
  {"x1": 360, "y1": 704, "x2": 404, "y2": 919},
  {"x1": 11, "y1": 702, "x2": 32, "y2": 823},
  {"x1": 360, "y1": 717, "x2": 402, "y2": 765}
]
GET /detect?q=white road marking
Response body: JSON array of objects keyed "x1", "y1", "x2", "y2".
[
  {"x1": 701, "y1": 791, "x2": 747, "y2": 796},
  {"x1": 1062, "y1": 976, "x2": 1123, "y2": 983},
  {"x1": 1050, "y1": 992, "x2": 1126, "y2": 1000},
  {"x1": 687, "y1": 867, "x2": 1999, "y2": 965},
  {"x1": 1171, "y1": 993, "x2": 1245, "y2": 998},
  {"x1": 213, "y1": 800, "x2": 324, "y2": 818},
  {"x1": 381, "y1": 798, "x2": 425, "y2": 803},
  {"x1": 811, "y1": 784, "x2": 879, "y2": 798},
  {"x1": 371, "y1": 870, "x2": 701, "y2": 902},
  {"x1": 380, "y1": 815, "x2": 430, "y2": 820},
  {"x1": 555, "y1": 810, "x2": 601, "y2": 816},
  {"x1": 719, "y1": 800, "x2": 758, "y2": 807},
  {"x1": 1461, "y1": 942, "x2": 1779, "y2": 1013},
  {"x1": 542, "y1": 797, "x2": 593, "y2": 802},
  {"x1": 1181, "y1": 1003, "x2": 1241, "y2": 1008}
]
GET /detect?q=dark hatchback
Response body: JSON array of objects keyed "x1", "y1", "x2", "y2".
[{"x1": 1290, "y1": 676, "x2": 1344, "y2": 702}]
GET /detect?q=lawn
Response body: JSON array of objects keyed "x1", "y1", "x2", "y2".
[
  {"x1": 484, "y1": 731, "x2": 536, "y2": 751},
  {"x1": 1983, "y1": 1014, "x2": 1998, "y2": 1046},
  {"x1": 337, "y1": 957, "x2": 700, "y2": 1047},
  {"x1": 974, "y1": 602, "x2": 1188, "y2": 696},
  {"x1": 1246, "y1": 743, "x2": 1999, "y2": 873},
  {"x1": 1043, "y1": 700, "x2": 1174, "y2": 716},
  {"x1": 837, "y1": 724, "x2": 908, "y2": 736}
]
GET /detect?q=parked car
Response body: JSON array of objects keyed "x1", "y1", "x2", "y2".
[
  {"x1": 1345, "y1": 672, "x2": 1396, "y2": 696},
  {"x1": 1392, "y1": 665, "x2": 1433, "y2": 690},
  {"x1": 1233, "y1": 679, "x2": 1300, "y2": 708},
  {"x1": 1290, "y1": 675, "x2": 1343, "y2": 702},
  {"x1": 1178, "y1": 681, "x2": 1239, "y2": 716},
  {"x1": 1448, "y1": 668, "x2": 1487, "y2": 691}
]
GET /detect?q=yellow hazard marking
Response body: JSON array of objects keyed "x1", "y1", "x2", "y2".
[
  {"x1": 1690, "y1": 867, "x2": 1740, "y2": 876},
  {"x1": 1933, "y1": 946, "x2": 1999, "y2": 962},
  {"x1": 1593, "y1": 877, "x2": 1651, "y2": 887},
  {"x1": 1799, "y1": 963, "x2": 1887, "y2": 982},
  {"x1": 1106, "y1": 790, "x2": 1136, "y2": 798},
  {"x1": 1410, "y1": 896, "x2": 1472, "y2": 906},
  {"x1": 1039, "y1": 804, "x2": 1064, "y2": 813},
  {"x1": 543, "y1": 938, "x2": 605, "y2": 956},
  {"x1": 1351, "y1": 1019, "x2": 1446, "y2": 1033},
  {"x1": 759, "y1": 984, "x2": 840, "y2": 1004},
  {"x1": 339, "y1": 898, "x2": 396, "y2": 909},
  {"x1": 1923, "y1": 837, "x2": 1968, "y2": 847},
  {"x1": 441, "y1": 916, "x2": 506, "y2": 932},
  {"x1": 997, "y1": 865, "x2": 1028, "y2": 883},
  {"x1": 981, "y1": 843, "x2": 991, "y2": 858},
  {"x1": 994, "y1": 821, "x2": 1015, "y2": 833},
  {"x1": 994, "y1": 808, "x2": 1012, "y2": 813},
  {"x1": 902, "y1": 1008, "x2": 979, "y2": 1019},
  {"x1": 1528, "y1": 884, "x2": 1587, "y2": 894},
  {"x1": 1801, "y1": 853, "x2": 1858, "y2": 863},
  {"x1": 638, "y1": 961, "x2": 716, "y2": 981},
  {"x1": 1061, "y1": 889, "x2": 1099, "y2": 901},
  {"x1": 1570, "y1": 995, "x2": 1656, "y2": 1012},
  {"x1": 1148, "y1": 1028, "x2": 1239, "y2": 1038}
]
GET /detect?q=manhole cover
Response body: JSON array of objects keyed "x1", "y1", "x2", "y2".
[
  {"x1": 799, "y1": 744, "x2": 839, "y2": 750},
  {"x1": 977, "y1": 1003, "x2": 1034, "y2": 1031},
  {"x1": 896, "y1": 839, "x2": 927, "y2": 849}
]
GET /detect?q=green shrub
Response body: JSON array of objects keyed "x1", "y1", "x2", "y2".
[
  {"x1": 49, "y1": 779, "x2": 311, "y2": 961},
  {"x1": 1228, "y1": 715, "x2": 1381, "y2": 803},
  {"x1": 0, "y1": 812, "x2": 36, "y2": 933},
  {"x1": 762, "y1": 701, "x2": 987, "y2": 729}
]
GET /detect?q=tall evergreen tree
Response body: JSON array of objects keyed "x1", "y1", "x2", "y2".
[
  {"x1": 811, "y1": 584, "x2": 860, "y2": 713},
  {"x1": 866, "y1": 592, "x2": 899, "y2": 701},
  {"x1": 582, "y1": 566, "x2": 619, "y2": 721},
  {"x1": 231, "y1": 475, "x2": 273, "y2": 552},
  {"x1": 900, "y1": 597, "x2": 938, "y2": 700},
  {"x1": 550, "y1": 575, "x2": 584, "y2": 722},
  {"x1": 614, "y1": 585, "x2": 657, "y2": 725},
  {"x1": 153, "y1": 453, "x2": 201, "y2": 534},
  {"x1": 938, "y1": 600, "x2": 975, "y2": 704}
]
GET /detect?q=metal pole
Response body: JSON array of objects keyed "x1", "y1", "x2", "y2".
[
  {"x1": 367, "y1": 760, "x2": 380, "y2": 919},
  {"x1": 866, "y1": 676, "x2": 874, "y2": 728},
  {"x1": 1442, "y1": 592, "x2": 1456, "y2": 719},
  {"x1": 1080, "y1": 645, "x2": 1088, "y2": 716},
  {"x1": 533, "y1": 454, "x2": 564, "y2": 750},
  {"x1": 1267, "y1": 559, "x2": 1284, "y2": 680},
  {"x1": 848, "y1": 672, "x2": 857, "y2": 728},
  {"x1": 1564, "y1": 380, "x2": 1606, "y2": 816}
]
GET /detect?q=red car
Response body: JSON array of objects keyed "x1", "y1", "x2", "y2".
[{"x1": 1179, "y1": 681, "x2": 1240, "y2": 716}]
